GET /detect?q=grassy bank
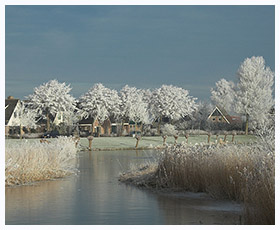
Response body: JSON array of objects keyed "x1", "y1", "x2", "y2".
[
  {"x1": 120, "y1": 141, "x2": 274, "y2": 224},
  {"x1": 6, "y1": 135, "x2": 255, "y2": 150},
  {"x1": 5, "y1": 136, "x2": 78, "y2": 186}
]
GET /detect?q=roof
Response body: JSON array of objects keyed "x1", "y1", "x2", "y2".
[
  {"x1": 208, "y1": 105, "x2": 231, "y2": 124},
  {"x1": 5, "y1": 99, "x2": 20, "y2": 125},
  {"x1": 79, "y1": 117, "x2": 94, "y2": 124}
]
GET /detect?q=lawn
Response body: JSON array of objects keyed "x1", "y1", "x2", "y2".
[{"x1": 6, "y1": 135, "x2": 257, "y2": 150}]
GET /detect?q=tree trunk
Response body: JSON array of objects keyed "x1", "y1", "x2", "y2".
[
  {"x1": 88, "y1": 136, "x2": 94, "y2": 150},
  {"x1": 135, "y1": 136, "x2": 140, "y2": 148},
  {"x1": 157, "y1": 116, "x2": 162, "y2": 135},
  {"x1": 46, "y1": 113, "x2": 50, "y2": 131},
  {"x1": 224, "y1": 134, "x2": 227, "y2": 142},
  {"x1": 207, "y1": 134, "x2": 211, "y2": 144},
  {"x1": 140, "y1": 123, "x2": 143, "y2": 133},
  {"x1": 119, "y1": 120, "x2": 124, "y2": 136},
  {"x1": 91, "y1": 119, "x2": 95, "y2": 135},
  {"x1": 245, "y1": 114, "x2": 249, "y2": 135},
  {"x1": 20, "y1": 124, "x2": 23, "y2": 140}
]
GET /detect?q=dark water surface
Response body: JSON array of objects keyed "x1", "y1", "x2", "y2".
[{"x1": 6, "y1": 150, "x2": 243, "y2": 225}]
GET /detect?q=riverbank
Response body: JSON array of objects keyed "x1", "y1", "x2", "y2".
[
  {"x1": 6, "y1": 135, "x2": 257, "y2": 151},
  {"x1": 119, "y1": 142, "x2": 275, "y2": 225}
]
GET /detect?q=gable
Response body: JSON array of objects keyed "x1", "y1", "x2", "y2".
[
  {"x1": 5, "y1": 99, "x2": 20, "y2": 125},
  {"x1": 208, "y1": 106, "x2": 230, "y2": 124},
  {"x1": 211, "y1": 109, "x2": 223, "y2": 117}
]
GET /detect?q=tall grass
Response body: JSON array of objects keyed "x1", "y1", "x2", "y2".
[
  {"x1": 5, "y1": 136, "x2": 79, "y2": 186},
  {"x1": 120, "y1": 139, "x2": 274, "y2": 224}
]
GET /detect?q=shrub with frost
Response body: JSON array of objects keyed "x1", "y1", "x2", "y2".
[{"x1": 161, "y1": 124, "x2": 177, "y2": 136}]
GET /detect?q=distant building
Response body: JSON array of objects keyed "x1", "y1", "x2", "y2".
[
  {"x1": 78, "y1": 117, "x2": 113, "y2": 136},
  {"x1": 208, "y1": 105, "x2": 242, "y2": 124},
  {"x1": 5, "y1": 96, "x2": 21, "y2": 135}
]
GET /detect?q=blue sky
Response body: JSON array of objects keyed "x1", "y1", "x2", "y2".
[{"x1": 5, "y1": 5, "x2": 275, "y2": 101}]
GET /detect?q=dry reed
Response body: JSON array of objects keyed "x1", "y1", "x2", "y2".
[
  {"x1": 121, "y1": 140, "x2": 274, "y2": 224},
  {"x1": 5, "y1": 136, "x2": 79, "y2": 186}
]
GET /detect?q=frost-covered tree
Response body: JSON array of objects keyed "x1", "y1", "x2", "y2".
[
  {"x1": 79, "y1": 83, "x2": 122, "y2": 132},
  {"x1": 142, "y1": 88, "x2": 155, "y2": 123},
  {"x1": 120, "y1": 85, "x2": 150, "y2": 131},
  {"x1": 235, "y1": 56, "x2": 274, "y2": 135},
  {"x1": 187, "y1": 101, "x2": 213, "y2": 130},
  {"x1": 211, "y1": 79, "x2": 235, "y2": 113},
  {"x1": 150, "y1": 85, "x2": 197, "y2": 134},
  {"x1": 27, "y1": 79, "x2": 77, "y2": 131}
]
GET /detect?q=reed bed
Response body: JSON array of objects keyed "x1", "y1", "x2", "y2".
[
  {"x1": 5, "y1": 136, "x2": 79, "y2": 186},
  {"x1": 120, "y1": 140, "x2": 274, "y2": 225}
]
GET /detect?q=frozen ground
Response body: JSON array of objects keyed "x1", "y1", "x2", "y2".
[{"x1": 6, "y1": 135, "x2": 256, "y2": 150}]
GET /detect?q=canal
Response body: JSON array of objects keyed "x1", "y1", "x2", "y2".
[{"x1": 6, "y1": 150, "x2": 243, "y2": 224}]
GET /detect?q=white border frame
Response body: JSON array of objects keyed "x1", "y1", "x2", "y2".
[{"x1": 1, "y1": 1, "x2": 278, "y2": 230}]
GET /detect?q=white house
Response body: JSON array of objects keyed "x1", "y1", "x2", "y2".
[{"x1": 5, "y1": 96, "x2": 21, "y2": 135}]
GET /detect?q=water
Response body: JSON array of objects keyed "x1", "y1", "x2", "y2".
[{"x1": 6, "y1": 150, "x2": 243, "y2": 225}]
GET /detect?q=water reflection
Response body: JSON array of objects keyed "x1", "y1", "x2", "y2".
[
  {"x1": 156, "y1": 193, "x2": 242, "y2": 224},
  {"x1": 6, "y1": 150, "x2": 242, "y2": 225}
]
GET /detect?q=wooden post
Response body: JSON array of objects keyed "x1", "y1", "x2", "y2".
[
  {"x1": 232, "y1": 132, "x2": 236, "y2": 142},
  {"x1": 87, "y1": 135, "x2": 94, "y2": 150},
  {"x1": 207, "y1": 133, "x2": 211, "y2": 144},
  {"x1": 224, "y1": 132, "x2": 228, "y2": 142},
  {"x1": 185, "y1": 133, "x2": 189, "y2": 144},
  {"x1": 174, "y1": 135, "x2": 178, "y2": 145},
  {"x1": 162, "y1": 135, "x2": 167, "y2": 146}
]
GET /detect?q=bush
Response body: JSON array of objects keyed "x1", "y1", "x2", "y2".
[{"x1": 161, "y1": 124, "x2": 177, "y2": 136}]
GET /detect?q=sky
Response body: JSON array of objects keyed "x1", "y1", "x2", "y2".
[{"x1": 5, "y1": 5, "x2": 275, "y2": 101}]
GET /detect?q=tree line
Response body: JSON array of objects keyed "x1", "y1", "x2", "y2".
[{"x1": 13, "y1": 56, "x2": 274, "y2": 135}]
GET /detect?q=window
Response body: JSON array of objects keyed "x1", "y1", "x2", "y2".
[
  {"x1": 219, "y1": 117, "x2": 222, "y2": 121},
  {"x1": 212, "y1": 117, "x2": 216, "y2": 121}
]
